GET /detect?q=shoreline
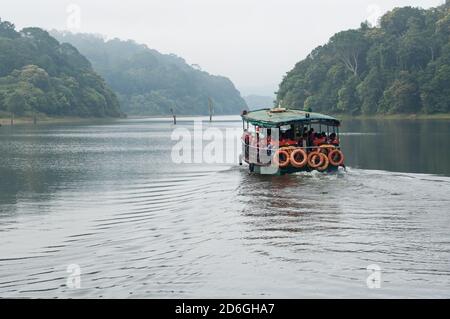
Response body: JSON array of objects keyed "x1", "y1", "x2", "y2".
[
  {"x1": 331, "y1": 113, "x2": 450, "y2": 121},
  {"x1": 72, "y1": 113, "x2": 450, "y2": 121},
  {"x1": 0, "y1": 116, "x2": 119, "y2": 126},
  {"x1": 1, "y1": 113, "x2": 450, "y2": 126}
]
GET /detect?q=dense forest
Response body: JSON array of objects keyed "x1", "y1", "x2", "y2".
[
  {"x1": 51, "y1": 31, "x2": 248, "y2": 116},
  {"x1": 0, "y1": 19, "x2": 121, "y2": 118},
  {"x1": 276, "y1": 3, "x2": 450, "y2": 115}
]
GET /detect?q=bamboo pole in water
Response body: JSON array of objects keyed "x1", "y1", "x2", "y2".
[
  {"x1": 170, "y1": 108, "x2": 176, "y2": 125},
  {"x1": 208, "y1": 97, "x2": 213, "y2": 122}
]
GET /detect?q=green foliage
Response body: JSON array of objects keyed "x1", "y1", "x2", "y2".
[
  {"x1": 421, "y1": 43, "x2": 450, "y2": 113},
  {"x1": 5, "y1": 91, "x2": 27, "y2": 115},
  {"x1": 0, "y1": 19, "x2": 121, "y2": 117},
  {"x1": 357, "y1": 68, "x2": 385, "y2": 114},
  {"x1": 0, "y1": 18, "x2": 19, "y2": 39},
  {"x1": 51, "y1": 32, "x2": 247, "y2": 115},
  {"x1": 380, "y1": 71, "x2": 421, "y2": 113},
  {"x1": 277, "y1": 4, "x2": 450, "y2": 115},
  {"x1": 337, "y1": 76, "x2": 361, "y2": 114}
]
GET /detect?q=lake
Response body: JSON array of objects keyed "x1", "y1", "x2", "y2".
[{"x1": 0, "y1": 116, "x2": 449, "y2": 298}]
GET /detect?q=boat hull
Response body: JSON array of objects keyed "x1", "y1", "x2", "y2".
[{"x1": 248, "y1": 163, "x2": 340, "y2": 175}]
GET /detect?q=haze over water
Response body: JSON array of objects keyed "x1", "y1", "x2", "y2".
[{"x1": 0, "y1": 116, "x2": 449, "y2": 298}]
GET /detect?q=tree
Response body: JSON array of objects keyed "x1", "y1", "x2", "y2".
[
  {"x1": 18, "y1": 65, "x2": 50, "y2": 90},
  {"x1": 0, "y1": 19, "x2": 19, "y2": 39},
  {"x1": 50, "y1": 30, "x2": 247, "y2": 116},
  {"x1": 276, "y1": 3, "x2": 450, "y2": 115},
  {"x1": 380, "y1": 7, "x2": 424, "y2": 36},
  {"x1": 421, "y1": 64, "x2": 450, "y2": 113},
  {"x1": 381, "y1": 72, "x2": 421, "y2": 113},
  {"x1": 337, "y1": 76, "x2": 360, "y2": 114},
  {"x1": 329, "y1": 30, "x2": 369, "y2": 77},
  {"x1": 0, "y1": 19, "x2": 122, "y2": 118},
  {"x1": 357, "y1": 68, "x2": 384, "y2": 114},
  {"x1": 6, "y1": 92, "x2": 27, "y2": 116}
]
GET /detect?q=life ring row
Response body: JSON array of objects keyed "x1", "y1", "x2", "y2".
[{"x1": 272, "y1": 147, "x2": 344, "y2": 171}]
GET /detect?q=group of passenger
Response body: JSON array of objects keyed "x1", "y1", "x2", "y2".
[
  {"x1": 243, "y1": 126, "x2": 340, "y2": 152},
  {"x1": 280, "y1": 127, "x2": 339, "y2": 148}
]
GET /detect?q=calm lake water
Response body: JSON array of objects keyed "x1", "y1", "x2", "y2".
[{"x1": 0, "y1": 116, "x2": 449, "y2": 298}]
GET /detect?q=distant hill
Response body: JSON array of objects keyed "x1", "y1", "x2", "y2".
[
  {"x1": 243, "y1": 95, "x2": 275, "y2": 110},
  {"x1": 0, "y1": 19, "x2": 121, "y2": 118},
  {"x1": 51, "y1": 31, "x2": 248, "y2": 116},
  {"x1": 277, "y1": 3, "x2": 450, "y2": 115}
]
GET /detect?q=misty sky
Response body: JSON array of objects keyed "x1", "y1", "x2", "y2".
[{"x1": 1, "y1": 0, "x2": 445, "y2": 96}]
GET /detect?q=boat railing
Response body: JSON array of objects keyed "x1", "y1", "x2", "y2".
[
  {"x1": 240, "y1": 138, "x2": 340, "y2": 152},
  {"x1": 240, "y1": 138, "x2": 341, "y2": 166}
]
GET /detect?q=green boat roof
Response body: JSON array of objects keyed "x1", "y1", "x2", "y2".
[{"x1": 241, "y1": 108, "x2": 340, "y2": 128}]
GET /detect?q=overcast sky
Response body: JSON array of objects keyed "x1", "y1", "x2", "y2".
[{"x1": 1, "y1": 0, "x2": 445, "y2": 96}]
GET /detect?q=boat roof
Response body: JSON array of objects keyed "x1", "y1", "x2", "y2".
[{"x1": 241, "y1": 108, "x2": 340, "y2": 128}]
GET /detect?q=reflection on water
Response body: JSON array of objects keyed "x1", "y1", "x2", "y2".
[
  {"x1": 341, "y1": 119, "x2": 450, "y2": 176},
  {"x1": 0, "y1": 116, "x2": 449, "y2": 298}
]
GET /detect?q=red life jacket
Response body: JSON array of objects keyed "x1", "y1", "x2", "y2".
[
  {"x1": 330, "y1": 138, "x2": 339, "y2": 146},
  {"x1": 313, "y1": 137, "x2": 326, "y2": 146},
  {"x1": 280, "y1": 139, "x2": 296, "y2": 146}
]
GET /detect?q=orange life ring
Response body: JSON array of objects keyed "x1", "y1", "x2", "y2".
[
  {"x1": 290, "y1": 148, "x2": 308, "y2": 168},
  {"x1": 319, "y1": 144, "x2": 336, "y2": 153},
  {"x1": 280, "y1": 146, "x2": 296, "y2": 155},
  {"x1": 328, "y1": 149, "x2": 345, "y2": 166},
  {"x1": 320, "y1": 144, "x2": 335, "y2": 149},
  {"x1": 317, "y1": 153, "x2": 330, "y2": 171},
  {"x1": 273, "y1": 149, "x2": 290, "y2": 168},
  {"x1": 308, "y1": 151, "x2": 324, "y2": 168}
]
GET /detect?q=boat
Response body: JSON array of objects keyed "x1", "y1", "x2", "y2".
[{"x1": 239, "y1": 107, "x2": 345, "y2": 175}]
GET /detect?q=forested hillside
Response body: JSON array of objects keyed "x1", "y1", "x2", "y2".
[
  {"x1": 0, "y1": 19, "x2": 121, "y2": 118},
  {"x1": 51, "y1": 31, "x2": 248, "y2": 116},
  {"x1": 277, "y1": 3, "x2": 450, "y2": 115}
]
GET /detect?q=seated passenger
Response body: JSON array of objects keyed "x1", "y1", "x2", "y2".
[
  {"x1": 307, "y1": 128, "x2": 315, "y2": 147},
  {"x1": 312, "y1": 133, "x2": 322, "y2": 147},
  {"x1": 318, "y1": 132, "x2": 327, "y2": 145},
  {"x1": 298, "y1": 133, "x2": 308, "y2": 147},
  {"x1": 279, "y1": 130, "x2": 297, "y2": 147},
  {"x1": 328, "y1": 133, "x2": 340, "y2": 146},
  {"x1": 280, "y1": 137, "x2": 297, "y2": 147}
]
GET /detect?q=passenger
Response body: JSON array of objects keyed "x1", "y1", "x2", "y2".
[
  {"x1": 307, "y1": 128, "x2": 315, "y2": 148},
  {"x1": 317, "y1": 132, "x2": 327, "y2": 145},
  {"x1": 242, "y1": 129, "x2": 251, "y2": 160},
  {"x1": 279, "y1": 132, "x2": 287, "y2": 147},
  {"x1": 279, "y1": 129, "x2": 297, "y2": 147},
  {"x1": 296, "y1": 134, "x2": 302, "y2": 147},
  {"x1": 312, "y1": 133, "x2": 322, "y2": 147},
  {"x1": 287, "y1": 138, "x2": 297, "y2": 146},
  {"x1": 328, "y1": 133, "x2": 340, "y2": 146},
  {"x1": 242, "y1": 129, "x2": 250, "y2": 144},
  {"x1": 280, "y1": 135, "x2": 296, "y2": 147},
  {"x1": 265, "y1": 130, "x2": 273, "y2": 156},
  {"x1": 302, "y1": 127, "x2": 308, "y2": 139},
  {"x1": 298, "y1": 133, "x2": 308, "y2": 147}
]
